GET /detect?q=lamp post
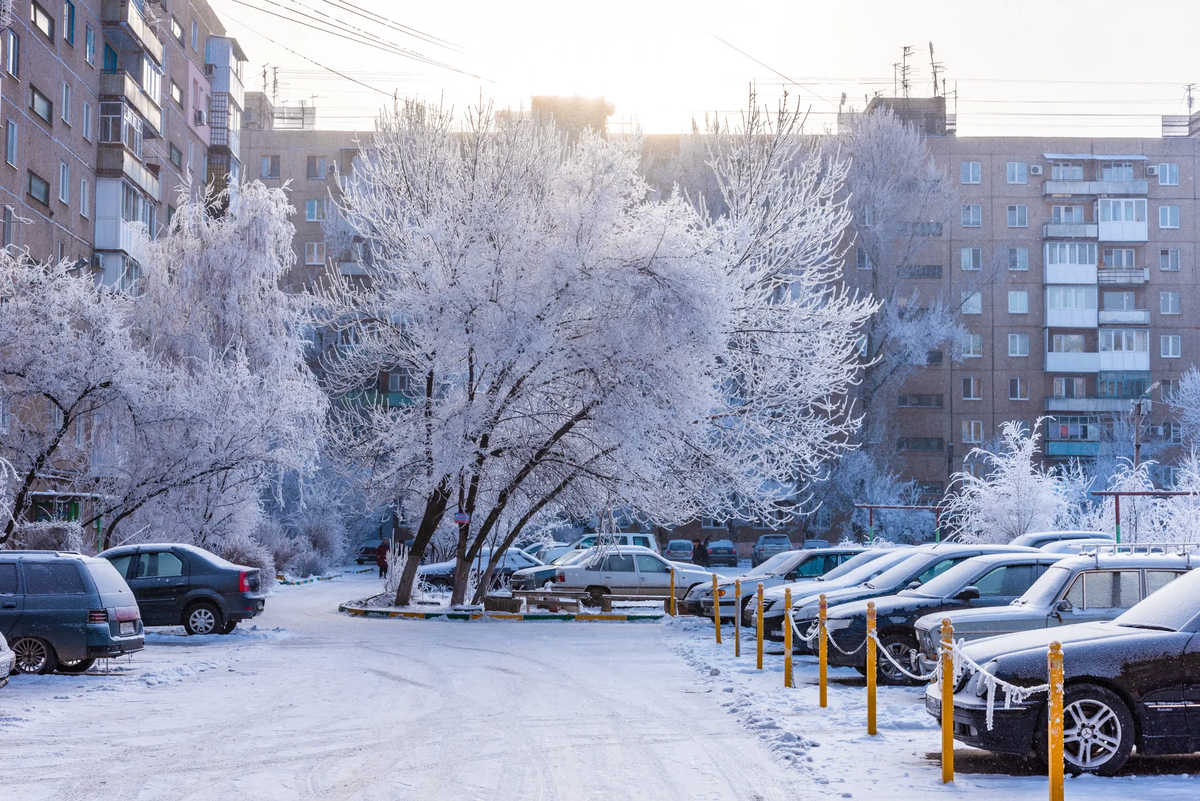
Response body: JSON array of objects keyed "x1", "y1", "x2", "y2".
[{"x1": 1132, "y1": 381, "x2": 1160, "y2": 469}]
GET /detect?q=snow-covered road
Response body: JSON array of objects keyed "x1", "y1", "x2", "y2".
[{"x1": 0, "y1": 574, "x2": 806, "y2": 800}]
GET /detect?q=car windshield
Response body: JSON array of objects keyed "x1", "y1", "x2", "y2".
[
  {"x1": 1013, "y1": 565, "x2": 1072, "y2": 607},
  {"x1": 865, "y1": 553, "x2": 941, "y2": 590},
  {"x1": 906, "y1": 558, "x2": 994, "y2": 598},
  {"x1": 742, "y1": 551, "x2": 804, "y2": 579},
  {"x1": 553, "y1": 550, "x2": 592, "y2": 566},
  {"x1": 822, "y1": 549, "x2": 912, "y2": 585},
  {"x1": 1114, "y1": 568, "x2": 1200, "y2": 632}
]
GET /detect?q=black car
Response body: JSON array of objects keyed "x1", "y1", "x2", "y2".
[
  {"x1": 99, "y1": 544, "x2": 266, "y2": 636},
  {"x1": 929, "y1": 566, "x2": 1200, "y2": 775},
  {"x1": 824, "y1": 552, "x2": 1065, "y2": 683},
  {"x1": 704, "y1": 539, "x2": 738, "y2": 568}
]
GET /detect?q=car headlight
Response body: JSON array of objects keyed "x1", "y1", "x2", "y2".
[
  {"x1": 825, "y1": 618, "x2": 854, "y2": 632},
  {"x1": 968, "y1": 661, "x2": 999, "y2": 697}
]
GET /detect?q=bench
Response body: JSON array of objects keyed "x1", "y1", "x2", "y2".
[{"x1": 512, "y1": 590, "x2": 672, "y2": 613}]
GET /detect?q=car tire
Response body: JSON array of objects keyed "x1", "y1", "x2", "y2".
[
  {"x1": 876, "y1": 633, "x2": 921, "y2": 686},
  {"x1": 183, "y1": 602, "x2": 223, "y2": 636},
  {"x1": 584, "y1": 586, "x2": 609, "y2": 608},
  {"x1": 1036, "y1": 683, "x2": 1135, "y2": 776},
  {"x1": 218, "y1": 621, "x2": 238, "y2": 635},
  {"x1": 12, "y1": 637, "x2": 58, "y2": 675},
  {"x1": 56, "y1": 658, "x2": 96, "y2": 674},
  {"x1": 427, "y1": 577, "x2": 451, "y2": 590}
]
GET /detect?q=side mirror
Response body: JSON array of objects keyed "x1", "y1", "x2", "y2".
[
  {"x1": 1055, "y1": 599, "x2": 1073, "y2": 613},
  {"x1": 956, "y1": 586, "x2": 981, "y2": 602},
  {"x1": 906, "y1": 580, "x2": 922, "y2": 590}
]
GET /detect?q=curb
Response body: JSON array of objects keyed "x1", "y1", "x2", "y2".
[
  {"x1": 276, "y1": 574, "x2": 341, "y2": 586},
  {"x1": 343, "y1": 567, "x2": 375, "y2": 575},
  {"x1": 337, "y1": 603, "x2": 664, "y2": 622}
]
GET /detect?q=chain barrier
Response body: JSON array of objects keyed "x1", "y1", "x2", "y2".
[{"x1": 866, "y1": 630, "x2": 941, "y2": 683}]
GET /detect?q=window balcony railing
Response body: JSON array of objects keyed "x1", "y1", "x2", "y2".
[
  {"x1": 100, "y1": 71, "x2": 161, "y2": 135},
  {"x1": 100, "y1": 0, "x2": 164, "y2": 64},
  {"x1": 1042, "y1": 222, "x2": 1097, "y2": 239},
  {"x1": 1096, "y1": 267, "x2": 1149, "y2": 285},
  {"x1": 1043, "y1": 179, "x2": 1148, "y2": 196},
  {"x1": 1098, "y1": 309, "x2": 1151, "y2": 325}
]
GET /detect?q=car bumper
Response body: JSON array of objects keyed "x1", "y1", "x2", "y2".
[
  {"x1": 707, "y1": 556, "x2": 738, "y2": 566},
  {"x1": 88, "y1": 635, "x2": 144, "y2": 658},
  {"x1": 698, "y1": 599, "x2": 740, "y2": 618},
  {"x1": 0, "y1": 650, "x2": 12, "y2": 684},
  {"x1": 924, "y1": 687, "x2": 1040, "y2": 756},
  {"x1": 228, "y1": 594, "x2": 267, "y2": 622}
]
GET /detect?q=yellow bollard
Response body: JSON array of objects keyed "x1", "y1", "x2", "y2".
[
  {"x1": 711, "y1": 573, "x2": 721, "y2": 644},
  {"x1": 1048, "y1": 641, "x2": 1064, "y2": 801},
  {"x1": 866, "y1": 601, "x2": 877, "y2": 736},
  {"x1": 940, "y1": 618, "x2": 954, "y2": 784},
  {"x1": 734, "y1": 579, "x2": 742, "y2": 658},
  {"x1": 756, "y1": 583, "x2": 764, "y2": 670},
  {"x1": 783, "y1": 587, "x2": 793, "y2": 688},
  {"x1": 669, "y1": 570, "x2": 676, "y2": 616},
  {"x1": 818, "y1": 593, "x2": 828, "y2": 708}
]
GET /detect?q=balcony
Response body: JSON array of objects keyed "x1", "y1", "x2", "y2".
[
  {"x1": 1097, "y1": 220, "x2": 1148, "y2": 242},
  {"x1": 1043, "y1": 179, "x2": 1148, "y2": 196},
  {"x1": 94, "y1": 216, "x2": 138, "y2": 254},
  {"x1": 1099, "y1": 351, "x2": 1150, "y2": 371},
  {"x1": 1097, "y1": 267, "x2": 1148, "y2": 286},
  {"x1": 1098, "y1": 309, "x2": 1151, "y2": 325},
  {"x1": 100, "y1": 71, "x2": 161, "y2": 135},
  {"x1": 1042, "y1": 223, "x2": 1098, "y2": 239},
  {"x1": 1046, "y1": 441, "x2": 1101, "y2": 458},
  {"x1": 1044, "y1": 397, "x2": 1138, "y2": 413},
  {"x1": 1045, "y1": 307, "x2": 1098, "y2": 328},
  {"x1": 1045, "y1": 352, "x2": 1100, "y2": 373},
  {"x1": 97, "y1": 145, "x2": 160, "y2": 201},
  {"x1": 1044, "y1": 263, "x2": 1097, "y2": 284},
  {"x1": 101, "y1": 0, "x2": 164, "y2": 64}
]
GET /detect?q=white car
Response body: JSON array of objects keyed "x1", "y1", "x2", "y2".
[
  {"x1": 541, "y1": 533, "x2": 660, "y2": 565},
  {"x1": 0, "y1": 632, "x2": 12, "y2": 688},
  {"x1": 550, "y1": 546, "x2": 713, "y2": 605}
]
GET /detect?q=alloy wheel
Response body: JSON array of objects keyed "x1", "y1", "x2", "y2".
[
  {"x1": 188, "y1": 606, "x2": 217, "y2": 635},
  {"x1": 880, "y1": 641, "x2": 912, "y2": 682},
  {"x1": 1063, "y1": 698, "x2": 1123, "y2": 770},
  {"x1": 13, "y1": 638, "x2": 49, "y2": 673}
]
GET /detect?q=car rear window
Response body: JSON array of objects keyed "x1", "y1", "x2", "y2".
[
  {"x1": 761, "y1": 536, "x2": 790, "y2": 546},
  {"x1": 23, "y1": 561, "x2": 87, "y2": 594},
  {"x1": 87, "y1": 560, "x2": 134, "y2": 595},
  {"x1": 0, "y1": 563, "x2": 16, "y2": 594}
]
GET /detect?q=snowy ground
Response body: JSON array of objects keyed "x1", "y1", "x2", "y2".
[{"x1": 1, "y1": 572, "x2": 1196, "y2": 800}]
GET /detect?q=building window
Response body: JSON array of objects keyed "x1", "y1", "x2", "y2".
[
  {"x1": 1098, "y1": 372, "x2": 1148, "y2": 398},
  {"x1": 305, "y1": 199, "x2": 327, "y2": 222},
  {"x1": 1006, "y1": 161, "x2": 1027, "y2": 184},
  {"x1": 1098, "y1": 198, "x2": 1146, "y2": 223},
  {"x1": 1160, "y1": 249, "x2": 1180, "y2": 271},
  {"x1": 79, "y1": 176, "x2": 88, "y2": 217},
  {"x1": 6, "y1": 30, "x2": 18, "y2": 78},
  {"x1": 57, "y1": 161, "x2": 68, "y2": 203},
  {"x1": 1009, "y1": 378, "x2": 1028, "y2": 401},
  {"x1": 85, "y1": 23, "x2": 93, "y2": 65},
  {"x1": 307, "y1": 156, "x2": 327, "y2": 178},
  {"x1": 1006, "y1": 205, "x2": 1027, "y2": 227},
  {"x1": 170, "y1": 81, "x2": 183, "y2": 107},
  {"x1": 855, "y1": 247, "x2": 872, "y2": 270},
  {"x1": 961, "y1": 291, "x2": 982, "y2": 315},
  {"x1": 30, "y1": 2, "x2": 54, "y2": 40},
  {"x1": 1159, "y1": 205, "x2": 1180, "y2": 229},
  {"x1": 1049, "y1": 285, "x2": 1097, "y2": 311},
  {"x1": 30, "y1": 85, "x2": 52, "y2": 123},
  {"x1": 960, "y1": 161, "x2": 981, "y2": 184},
  {"x1": 960, "y1": 247, "x2": 981, "y2": 271},
  {"x1": 1008, "y1": 333, "x2": 1029, "y2": 357},
  {"x1": 1054, "y1": 377, "x2": 1085, "y2": 398},
  {"x1": 1100, "y1": 329, "x2": 1149, "y2": 353},
  {"x1": 304, "y1": 242, "x2": 326, "y2": 265},
  {"x1": 897, "y1": 394, "x2": 943, "y2": 408},
  {"x1": 900, "y1": 263, "x2": 942, "y2": 279},
  {"x1": 1008, "y1": 247, "x2": 1028, "y2": 271},
  {"x1": 1051, "y1": 162, "x2": 1083, "y2": 181},
  {"x1": 962, "y1": 377, "x2": 982, "y2": 400},
  {"x1": 961, "y1": 204, "x2": 982, "y2": 227},
  {"x1": 1100, "y1": 161, "x2": 1134, "y2": 181},
  {"x1": 1103, "y1": 248, "x2": 1135, "y2": 268},
  {"x1": 1008, "y1": 290, "x2": 1028, "y2": 314},
  {"x1": 2, "y1": 206, "x2": 12, "y2": 246},
  {"x1": 171, "y1": 17, "x2": 184, "y2": 43},
  {"x1": 964, "y1": 333, "x2": 983, "y2": 358},
  {"x1": 1051, "y1": 205, "x2": 1084, "y2": 224},
  {"x1": 60, "y1": 82, "x2": 70, "y2": 124},
  {"x1": 5, "y1": 120, "x2": 16, "y2": 166},
  {"x1": 191, "y1": 20, "x2": 198, "y2": 50},
  {"x1": 926, "y1": 350, "x2": 943, "y2": 366},
  {"x1": 81, "y1": 101, "x2": 91, "y2": 140},
  {"x1": 1161, "y1": 292, "x2": 1180, "y2": 315},
  {"x1": 897, "y1": 438, "x2": 943, "y2": 452},
  {"x1": 1161, "y1": 335, "x2": 1181, "y2": 358},
  {"x1": 962, "y1": 420, "x2": 984, "y2": 444},
  {"x1": 62, "y1": 1, "x2": 74, "y2": 44},
  {"x1": 169, "y1": 143, "x2": 182, "y2": 168},
  {"x1": 1161, "y1": 379, "x2": 1178, "y2": 401},
  {"x1": 28, "y1": 170, "x2": 49, "y2": 205},
  {"x1": 1158, "y1": 163, "x2": 1179, "y2": 186},
  {"x1": 261, "y1": 155, "x2": 280, "y2": 178},
  {"x1": 1046, "y1": 242, "x2": 1097, "y2": 266},
  {"x1": 1051, "y1": 333, "x2": 1086, "y2": 353}
]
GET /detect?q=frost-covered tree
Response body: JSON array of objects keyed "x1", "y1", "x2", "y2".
[
  {"x1": 1168, "y1": 367, "x2": 1200, "y2": 446},
  {"x1": 323, "y1": 98, "x2": 874, "y2": 606},
  {"x1": 943, "y1": 420, "x2": 1076, "y2": 542}
]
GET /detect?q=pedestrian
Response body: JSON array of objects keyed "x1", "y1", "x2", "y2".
[
  {"x1": 376, "y1": 539, "x2": 391, "y2": 579},
  {"x1": 695, "y1": 537, "x2": 710, "y2": 568}
]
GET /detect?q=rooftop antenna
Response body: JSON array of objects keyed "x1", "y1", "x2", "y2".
[
  {"x1": 1186, "y1": 83, "x2": 1196, "y2": 114},
  {"x1": 898, "y1": 45, "x2": 915, "y2": 98},
  {"x1": 839, "y1": 92, "x2": 847, "y2": 113},
  {"x1": 272, "y1": 66, "x2": 279, "y2": 106},
  {"x1": 929, "y1": 42, "x2": 944, "y2": 97}
]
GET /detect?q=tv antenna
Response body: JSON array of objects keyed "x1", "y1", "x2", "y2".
[
  {"x1": 1186, "y1": 83, "x2": 1196, "y2": 114},
  {"x1": 929, "y1": 42, "x2": 945, "y2": 97},
  {"x1": 893, "y1": 45, "x2": 915, "y2": 98}
]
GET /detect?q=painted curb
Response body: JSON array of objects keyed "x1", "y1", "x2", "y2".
[
  {"x1": 276, "y1": 574, "x2": 341, "y2": 586},
  {"x1": 337, "y1": 603, "x2": 664, "y2": 622},
  {"x1": 343, "y1": 567, "x2": 375, "y2": 575}
]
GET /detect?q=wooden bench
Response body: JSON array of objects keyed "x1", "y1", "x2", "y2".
[{"x1": 513, "y1": 590, "x2": 672, "y2": 613}]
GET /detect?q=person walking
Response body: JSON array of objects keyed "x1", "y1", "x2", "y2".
[
  {"x1": 376, "y1": 539, "x2": 391, "y2": 580},
  {"x1": 695, "y1": 536, "x2": 710, "y2": 568}
]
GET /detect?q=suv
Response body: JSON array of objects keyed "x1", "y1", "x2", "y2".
[
  {"x1": 0, "y1": 552, "x2": 144, "y2": 674},
  {"x1": 99, "y1": 544, "x2": 266, "y2": 636},
  {"x1": 750, "y1": 535, "x2": 792, "y2": 567}
]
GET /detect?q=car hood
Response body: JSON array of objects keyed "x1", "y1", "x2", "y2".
[
  {"x1": 763, "y1": 576, "x2": 855, "y2": 603},
  {"x1": 960, "y1": 621, "x2": 1142, "y2": 665},
  {"x1": 829, "y1": 593, "x2": 947, "y2": 621},
  {"x1": 793, "y1": 583, "x2": 899, "y2": 613},
  {"x1": 511, "y1": 565, "x2": 555, "y2": 579},
  {"x1": 914, "y1": 603, "x2": 1044, "y2": 633}
]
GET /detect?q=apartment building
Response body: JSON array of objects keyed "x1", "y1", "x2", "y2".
[{"x1": 855, "y1": 97, "x2": 1200, "y2": 496}]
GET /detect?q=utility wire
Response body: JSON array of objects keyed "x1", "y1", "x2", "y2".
[
  {"x1": 699, "y1": 27, "x2": 839, "y2": 110},
  {"x1": 315, "y1": 0, "x2": 466, "y2": 54}
]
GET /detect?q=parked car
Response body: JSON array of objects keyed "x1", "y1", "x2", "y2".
[
  {"x1": 750, "y1": 534, "x2": 793, "y2": 567},
  {"x1": 510, "y1": 548, "x2": 594, "y2": 591},
  {"x1": 541, "y1": 533, "x2": 660, "y2": 564},
  {"x1": 687, "y1": 546, "x2": 864, "y2": 620},
  {"x1": 803, "y1": 539, "x2": 831, "y2": 549},
  {"x1": 913, "y1": 551, "x2": 1196, "y2": 666},
  {"x1": 519, "y1": 541, "x2": 569, "y2": 563},
  {"x1": 1009, "y1": 530, "x2": 1112, "y2": 549},
  {"x1": 0, "y1": 551, "x2": 144, "y2": 674},
  {"x1": 550, "y1": 546, "x2": 714, "y2": 606},
  {"x1": 663, "y1": 540, "x2": 694, "y2": 562},
  {"x1": 353, "y1": 540, "x2": 384, "y2": 565},
  {"x1": 418, "y1": 547, "x2": 544, "y2": 591},
  {"x1": 927, "y1": 565, "x2": 1200, "y2": 775},
  {"x1": 0, "y1": 633, "x2": 11, "y2": 687},
  {"x1": 762, "y1": 543, "x2": 1039, "y2": 643},
  {"x1": 704, "y1": 539, "x2": 738, "y2": 567},
  {"x1": 99, "y1": 544, "x2": 265, "y2": 636},
  {"x1": 824, "y1": 552, "x2": 1066, "y2": 683}
]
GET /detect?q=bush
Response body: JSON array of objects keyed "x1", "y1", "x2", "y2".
[
  {"x1": 220, "y1": 530, "x2": 276, "y2": 582},
  {"x1": 11, "y1": 522, "x2": 88, "y2": 553}
]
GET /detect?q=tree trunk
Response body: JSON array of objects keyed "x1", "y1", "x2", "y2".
[{"x1": 392, "y1": 480, "x2": 450, "y2": 607}]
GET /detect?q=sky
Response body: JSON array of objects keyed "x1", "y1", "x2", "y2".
[{"x1": 209, "y1": 0, "x2": 1200, "y2": 137}]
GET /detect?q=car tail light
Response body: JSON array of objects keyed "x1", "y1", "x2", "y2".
[
  {"x1": 88, "y1": 609, "x2": 108, "y2": 623},
  {"x1": 555, "y1": 571, "x2": 565, "y2": 583},
  {"x1": 239, "y1": 571, "x2": 250, "y2": 592},
  {"x1": 707, "y1": 547, "x2": 714, "y2": 554},
  {"x1": 114, "y1": 606, "x2": 140, "y2": 622}
]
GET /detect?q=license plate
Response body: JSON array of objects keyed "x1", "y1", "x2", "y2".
[
  {"x1": 120, "y1": 621, "x2": 135, "y2": 636},
  {"x1": 925, "y1": 695, "x2": 940, "y2": 715}
]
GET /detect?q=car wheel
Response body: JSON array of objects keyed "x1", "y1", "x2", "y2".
[
  {"x1": 56, "y1": 658, "x2": 96, "y2": 674},
  {"x1": 218, "y1": 620, "x2": 238, "y2": 635},
  {"x1": 584, "y1": 586, "x2": 608, "y2": 608},
  {"x1": 876, "y1": 634, "x2": 921, "y2": 686},
  {"x1": 427, "y1": 577, "x2": 451, "y2": 590},
  {"x1": 1046, "y1": 684, "x2": 1135, "y2": 776},
  {"x1": 12, "y1": 637, "x2": 58, "y2": 675},
  {"x1": 183, "y1": 602, "x2": 223, "y2": 636}
]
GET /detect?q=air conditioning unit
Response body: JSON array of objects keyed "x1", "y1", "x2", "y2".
[
  {"x1": 1029, "y1": 164, "x2": 1044, "y2": 175},
  {"x1": 327, "y1": 163, "x2": 337, "y2": 176},
  {"x1": 194, "y1": 109, "x2": 207, "y2": 126},
  {"x1": 1145, "y1": 164, "x2": 1159, "y2": 176}
]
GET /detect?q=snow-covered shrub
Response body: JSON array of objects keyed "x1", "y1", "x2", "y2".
[
  {"x1": 10, "y1": 522, "x2": 87, "y2": 553},
  {"x1": 220, "y1": 530, "x2": 276, "y2": 580},
  {"x1": 294, "y1": 513, "x2": 347, "y2": 567}
]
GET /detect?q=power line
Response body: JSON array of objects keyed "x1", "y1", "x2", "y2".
[
  {"x1": 698, "y1": 27, "x2": 839, "y2": 110},
  {"x1": 315, "y1": 0, "x2": 466, "y2": 54}
]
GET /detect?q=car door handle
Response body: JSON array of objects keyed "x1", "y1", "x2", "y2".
[{"x1": 2, "y1": 602, "x2": 15, "y2": 608}]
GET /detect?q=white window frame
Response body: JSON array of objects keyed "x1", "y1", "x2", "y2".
[
  {"x1": 962, "y1": 377, "x2": 982, "y2": 401},
  {"x1": 1098, "y1": 198, "x2": 1146, "y2": 223},
  {"x1": 1160, "y1": 248, "x2": 1180, "y2": 271},
  {"x1": 856, "y1": 247, "x2": 872, "y2": 270},
  {"x1": 5, "y1": 119, "x2": 16, "y2": 166},
  {"x1": 961, "y1": 204, "x2": 982, "y2": 227},
  {"x1": 961, "y1": 161, "x2": 981, "y2": 184},
  {"x1": 1009, "y1": 377, "x2": 1028, "y2": 401},
  {"x1": 961, "y1": 290, "x2": 982, "y2": 315},
  {"x1": 79, "y1": 176, "x2": 88, "y2": 217},
  {"x1": 305, "y1": 198, "x2": 326, "y2": 222},
  {"x1": 1006, "y1": 205, "x2": 1028, "y2": 228},
  {"x1": 960, "y1": 247, "x2": 981, "y2": 271},
  {"x1": 1161, "y1": 291, "x2": 1180, "y2": 315},
  {"x1": 1008, "y1": 290, "x2": 1029, "y2": 314},
  {"x1": 1161, "y1": 335, "x2": 1181, "y2": 358},
  {"x1": 962, "y1": 420, "x2": 984, "y2": 444},
  {"x1": 1008, "y1": 247, "x2": 1028, "y2": 271},
  {"x1": 1006, "y1": 162, "x2": 1027, "y2": 184},
  {"x1": 1008, "y1": 333, "x2": 1029, "y2": 357},
  {"x1": 1158, "y1": 163, "x2": 1179, "y2": 186},
  {"x1": 304, "y1": 241, "x2": 326, "y2": 265},
  {"x1": 963, "y1": 333, "x2": 983, "y2": 358},
  {"x1": 81, "y1": 101, "x2": 90, "y2": 140},
  {"x1": 57, "y1": 160, "x2": 68, "y2": 203},
  {"x1": 1159, "y1": 205, "x2": 1180, "y2": 229}
]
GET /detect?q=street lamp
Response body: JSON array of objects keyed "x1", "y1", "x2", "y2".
[{"x1": 1132, "y1": 381, "x2": 1160, "y2": 468}]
